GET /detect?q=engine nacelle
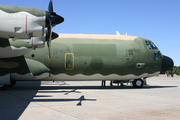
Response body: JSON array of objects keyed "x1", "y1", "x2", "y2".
[
  {"x1": 22, "y1": 35, "x2": 46, "y2": 49},
  {"x1": 0, "y1": 5, "x2": 46, "y2": 39},
  {"x1": 0, "y1": 35, "x2": 45, "y2": 58}
]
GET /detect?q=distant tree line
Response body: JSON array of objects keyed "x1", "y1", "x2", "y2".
[{"x1": 165, "y1": 66, "x2": 180, "y2": 77}]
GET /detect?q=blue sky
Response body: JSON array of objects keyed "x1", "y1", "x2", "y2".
[{"x1": 1, "y1": 0, "x2": 180, "y2": 65}]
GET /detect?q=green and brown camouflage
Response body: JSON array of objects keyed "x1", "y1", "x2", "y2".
[
  {"x1": 0, "y1": 1, "x2": 174, "y2": 89},
  {"x1": 0, "y1": 34, "x2": 171, "y2": 80},
  {"x1": 24, "y1": 34, "x2": 163, "y2": 80},
  {"x1": 0, "y1": 34, "x2": 174, "y2": 89},
  {"x1": 0, "y1": 38, "x2": 33, "y2": 58}
]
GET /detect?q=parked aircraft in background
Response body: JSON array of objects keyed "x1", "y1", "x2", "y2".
[{"x1": 0, "y1": 1, "x2": 174, "y2": 90}]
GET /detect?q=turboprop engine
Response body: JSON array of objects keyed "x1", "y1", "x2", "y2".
[
  {"x1": 0, "y1": 32, "x2": 59, "y2": 58},
  {"x1": 0, "y1": 1, "x2": 64, "y2": 40},
  {"x1": 0, "y1": 6, "x2": 46, "y2": 39},
  {"x1": 21, "y1": 32, "x2": 59, "y2": 49}
]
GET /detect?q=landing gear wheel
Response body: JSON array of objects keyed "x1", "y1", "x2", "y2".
[
  {"x1": 101, "y1": 80, "x2": 106, "y2": 87},
  {"x1": 9, "y1": 81, "x2": 16, "y2": 87},
  {"x1": 0, "y1": 81, "x2": 16, "y2": 91},
  {"x1": 133, "y1": 79, "x2": 144, "y2": 88},
  {"x1": 0, "y1": 85, "x2": 9, "y2": 91},
  {"x1": 110, "y1": 81, "x2": 113, "y2": 86}
]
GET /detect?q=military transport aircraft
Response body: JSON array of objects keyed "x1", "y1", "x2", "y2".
[{"x1": 0, "y1": 1, "x2": 174, "y2": 90}]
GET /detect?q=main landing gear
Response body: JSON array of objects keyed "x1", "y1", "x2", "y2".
[
  {"x1": 0, "y1": 81, "x2": 17, "y2": 91},
  {"x1": 101, "y1": 80, "x2": 106, "y2": 87},
  {"x1": 102, "y1": 78, "x2": 145, "y2": 88},
  {"x1": 0, "y1": 84, "x2": 9, "y2": 91},
  {"x1": 110, "y1": 80, "x2": 126, "y2": 86}
]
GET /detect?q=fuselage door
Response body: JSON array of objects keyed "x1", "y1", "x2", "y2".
[{"x1": 65, "y1": 53, "x2": 74, "y2": 70}]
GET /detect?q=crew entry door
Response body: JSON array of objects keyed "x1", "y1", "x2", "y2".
[{"x1": 65, "y1": 53, "x2": 74, "y2": 70}]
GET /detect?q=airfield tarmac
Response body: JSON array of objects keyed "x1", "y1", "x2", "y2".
[{"x1": 0, "y1": 77, "x2": 180, "y2": 120}]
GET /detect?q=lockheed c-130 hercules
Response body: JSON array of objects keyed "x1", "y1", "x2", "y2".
[{"x1": 0, "y1": 0, "x2": 174, "y2": 90}]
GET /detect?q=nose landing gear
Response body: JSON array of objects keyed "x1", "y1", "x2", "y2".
[{"x1": 132, "y1": 79, "x2": 144, "y2": 88}]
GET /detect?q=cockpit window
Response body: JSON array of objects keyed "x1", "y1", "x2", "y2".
[
  {"x1": 145, "y1": 41, "x2": 158, "y2": 50},
  {"x1": 145, "y1": 41, "x2": 151, "y2": 49},
  {"x1": 147, "y1": 44, "x2": 151, "y2": 49},
  {"x1": 150, "y1": 41, "x2": 158, "y2": 49},
  {"x1": 148, "y1": 41, "x2": 155, "y2": 49}
]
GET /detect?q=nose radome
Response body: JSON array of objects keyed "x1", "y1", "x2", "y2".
[{"x1": 161, "y1": 55, "x2": 174, "y2": 73}]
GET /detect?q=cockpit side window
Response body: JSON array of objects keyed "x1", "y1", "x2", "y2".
[
  {"x1": 145, "y1": 40, "x2": 158, "y2": 50},
  {"x1": 148, "y1": 41, "x2": 154, "y2": 49},
  {"x1": 150, "y1": 42, "x2": 158, "y2": 49},
  {"x1": 154, "y1": 53, "x2": 160, "y2": 60}
]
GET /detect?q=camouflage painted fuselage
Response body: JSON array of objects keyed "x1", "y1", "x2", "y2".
[{"x1": 0, "y1": 34, "x2": 162, "y2": 82}]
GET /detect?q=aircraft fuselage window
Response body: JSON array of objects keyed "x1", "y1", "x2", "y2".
[{"x1": 154, "y1": 53, "x2": 160, "y2": 60}]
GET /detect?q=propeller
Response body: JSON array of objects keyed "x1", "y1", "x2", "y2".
[
  {"x1": 46, "y1": 0, "x2": 64, "y2": 76},
  {"x1": 46, "y1": 0, "x2": 64, "y2": 27}
]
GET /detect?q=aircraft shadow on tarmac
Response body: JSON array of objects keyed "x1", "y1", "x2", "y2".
[
  {"x1": 32, "y1": 95, "x2": 96, "y2": 106},
  {"x1": 0, "y1": 81, "x2": 97, "y2": 120},
  {"x1": 0, "y1": 81, "x2": 177, "y2": 120},
  {"x1": 11, "y1": 84, "x2": 177, "y2": 90}
]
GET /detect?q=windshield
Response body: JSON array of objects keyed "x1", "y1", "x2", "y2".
[{"x1": 145, "y1": 40, "x2": 158, "y2": 49}]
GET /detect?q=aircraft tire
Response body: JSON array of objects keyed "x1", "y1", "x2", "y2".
[
  {"x1": 0, "y1": 85, "x2": 9, "y2": 91},
  {"x1": 0, "y1": 81, "x2": 16, "y2": 90},
  {"x1": 9, "y1": 81, "x2": 17, "y2": 87},
  {"x1": 133, "y1": 79, "x2": 144, "y2": 88}
]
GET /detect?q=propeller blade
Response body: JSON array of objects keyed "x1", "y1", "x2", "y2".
[
  {"x1": 46, "y1": 0, "x2": 64, "y2": 27},
  {"x1": 48, "y1": 0, "x2": 54, "y2": 13},
  {"x1": 47, "y1": 21, "x2": 52, "y2": 77},
  {"x1": 46, "y1": 0, "x2": 64, "y2": 77}
]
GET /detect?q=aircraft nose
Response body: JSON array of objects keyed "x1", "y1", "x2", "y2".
[{"x1": 161, "y1": 55, "x2": 174, "y2": 73}]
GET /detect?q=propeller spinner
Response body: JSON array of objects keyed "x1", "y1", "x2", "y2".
[{"x1": 46, "y1": 0, "x2": 64, "y2": 76}]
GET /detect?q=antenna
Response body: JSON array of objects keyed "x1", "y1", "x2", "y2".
[{"x1": 116, "y1": 31, "x2": 120, "y2": 35}]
